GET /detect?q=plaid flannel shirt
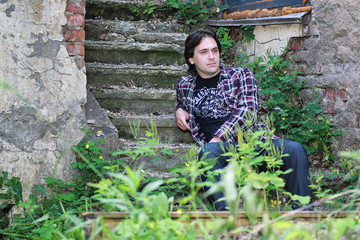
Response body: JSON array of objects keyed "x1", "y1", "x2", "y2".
[{"x1": 176, "y1": 66, "x2": 271, "y2": 145}]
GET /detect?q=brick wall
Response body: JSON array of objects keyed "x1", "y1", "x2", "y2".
[{"x1": 64, "y1": 1, "x2": 86, "y2": 71}]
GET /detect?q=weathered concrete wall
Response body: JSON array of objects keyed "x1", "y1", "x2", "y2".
[
  {"x1": 287, "y1": 0, "x2": 360, "y2": 151},
  {"x1": 244, "y1": 23, "x2": 303, "y2": 60},
  {"x1": 0, "y1": 0, "x2": 87, "y2": 197}
]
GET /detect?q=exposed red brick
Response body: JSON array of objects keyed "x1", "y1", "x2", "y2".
[
  {"x1": 292, "y1": 64, "x2": 308, "y2": 73},
  {"x1": 356, "y1": 116, "x2": 360, "y2": 128},
  {"x1": 64, "y1": 29, "x2": 85, "y2": 42},
  {"x1": 289, "y1": 38, "x2": 305, "y2": 51},
  {"x1": 337, "y1": 89, "x2": 348, "y2": 101},
  {"x1": 324, "y1": 102, "x2": 336, "y2": 114},
  {"x1": 66, "y1": 2, "x2": 85, "y2": 14},
  {"x1": 67, "y1": 14, "x2": 85, "y2": 27},
  {"x1": 293, "y1": 51, "x2": 307, "y2": 62},
  {"x1": 324, "y1": 89, "x2": 336, "y2": 101},
  {"x1": 66, "y1": 44, "x2": 84, "y2": 56},
  {"x1": 75, "y1": 58, "x2": 85, "y2": 69}
]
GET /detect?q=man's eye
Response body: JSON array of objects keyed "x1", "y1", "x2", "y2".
[
  {"x1": 200, "y1": 51, "x2": 207, "y2": 54},
  {"x1": 213, "y1": 49, "x2": 218, "y2": 53}
]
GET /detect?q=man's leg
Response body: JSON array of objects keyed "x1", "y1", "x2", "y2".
[
  {"x1": 198, "y1": 142, "x2": 233, "y2": 210},
  {"x1": 272, "y1": 139, "x2": 313, "y2": 206}
]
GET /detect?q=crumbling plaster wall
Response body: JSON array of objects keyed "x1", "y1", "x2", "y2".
[{"x1": 0, "y1": 0, "x2": 86, "y2": 197}]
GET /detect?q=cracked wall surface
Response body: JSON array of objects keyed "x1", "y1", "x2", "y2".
[
  {"x1": 297, "y1": 0, "x2": 360, "y2": 151},
  {"x1": 0, "y1": 0, "x2": 86, "y2": 197},
  {"x1": 243, "y1": 24, "x2": 303, "y2": 59}
]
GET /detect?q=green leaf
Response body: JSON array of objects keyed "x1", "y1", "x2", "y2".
[
  {"x1": 32, "y1": 184, "x2": 48, "y2": 198},
  {"x1": 149, "y1": 192, "x2": 169, "y2": 218},
  {"x1": 32, "y1": 225, "x2": 56, "y2": 239},
  {"x1": 32, "y1": 214, "x2": 49, "y2": 224},
  {"x1": 57, "y1": 193, "x2": 76, "y2": 202},
  {"x1": 141, "y1": 180, "x2": 164, "y2": 196}
]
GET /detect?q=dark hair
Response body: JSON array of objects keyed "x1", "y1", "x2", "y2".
[{"x1": 184, "y1": 29, "x2": 222, "y2": 74}]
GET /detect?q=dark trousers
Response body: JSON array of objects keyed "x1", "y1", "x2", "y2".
[{"x1": 198, "y1": 139, "x2": 312, "y2": 210}]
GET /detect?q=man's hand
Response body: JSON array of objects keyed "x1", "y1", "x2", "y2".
[{"x1": 176, "y1": 108, "x2": 190, "y2": 131}]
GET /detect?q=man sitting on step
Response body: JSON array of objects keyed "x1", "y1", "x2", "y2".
[{"x1": 175, "y1": 29, "x2": 312, "y2": 211}]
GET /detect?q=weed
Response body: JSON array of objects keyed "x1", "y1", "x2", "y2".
[
  {"x1": 240, "y1": 25, "x2": 255, "y2": 43},
  {"x1": 130, "y1": 0, "x2": 157, "y2": 17},
  {"x1": 166, "y1": 0, "x2": 226, "y2": 25},
  {"x1": 216, "y1": 27, "x2": 234, "y2": 62},
  {"x1": 0, "y1": 172, "x2": 23, "y2": 229},
  {"x1": 0, "y1": 121, "x2": 359, "y2": 239}
]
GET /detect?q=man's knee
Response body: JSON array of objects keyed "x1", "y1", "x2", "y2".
[
  {"x1": 200, "y1": 142, "x2": 227, "y2": 159},
  {"x1": 281, "y1": 140, "x2": 309, "y2": 167},
  {"x1": 283, "y1": 140, "x2": 306, "y2": 155}
]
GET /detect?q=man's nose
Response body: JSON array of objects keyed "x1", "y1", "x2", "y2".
[{"x1": 208, "y1": 52, "x2": 215, "y2": 59}]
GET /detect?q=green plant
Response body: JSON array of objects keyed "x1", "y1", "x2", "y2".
[
  {"x1": 0, "y1": 171, "x2": 23, "y2": 207},
  {"x1": 143, "y1": 175, "x2": 189, "y2": 198},
  {"x1": 90, "y1": 166, "x2": 199, "y2": 239},
  {"x1": 130, "y1": 0, "x2": 157, "y2": 17},
  {"x1": 169, "y1": 147, "x2": 213, "y2": 212},
  {"x1": 1, "y1": 131, "x2": 360, "y2": 239},
  {"x1": 167, "y1": 0, "x2": 224, "y2": 25},
  {"x1": 238, "y1": 53, "x2": 342, "y2": 159},
  {"x1": 0, "y1": 171, "x2": 23, "y2": 229},
  {"x1": 206, "y1": 121, "x2": 310, "y2": 224},
  {"x1": 240, "y1": 25, "x2": 255, "y2": 43},
  {"x1": 0, "y1": 181, "x2": 90, "y2": 239},
  {"x1": 216, "y1": 27, "x2": 234, "y2": 61},
  {"x1": 71, "y1": 129, "x2": 127, "y2": 191}
]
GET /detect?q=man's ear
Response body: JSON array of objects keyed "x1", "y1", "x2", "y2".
[{"x1": 189, "y1": 58, "x2": 194, "y2": 65}]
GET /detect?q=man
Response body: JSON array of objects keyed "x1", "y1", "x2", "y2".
[{"x1": 175, "y1": 29, "x2": 312, "y2": 210}]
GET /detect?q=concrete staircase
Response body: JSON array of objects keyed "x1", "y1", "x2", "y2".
[{"x1": 84, "y1": 0, "x2": 195, "y2": 169}]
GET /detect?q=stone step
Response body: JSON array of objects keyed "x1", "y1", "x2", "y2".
[
  {"x1": 109, "y1": 113, "x2": 194, "y2": 144},
  {"x1": 90, "y1": 88, "x2": 176, "y2": 114},
  {"x1": 86, "y1": 62, "x2": 186, "y2": 89},
  {"x1": 85, "y1": 19, "x2": 186, "y2": 41},
  {"x1": 86, "y1": 0, "x2": 175, "y2": 21},
  {"x1": 85, "y1": 40, "x2": 185, "y2": 65},
  {"x1": 132, "y1": 32, "x2": 187, "y2": 45},
  {"x1": 117, "y1": 138, "x2": 196, "y2": 171}
]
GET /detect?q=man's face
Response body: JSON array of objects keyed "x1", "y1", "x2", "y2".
[{"x1": 189, "y1": 36, "x2": 220, "y2": 79}]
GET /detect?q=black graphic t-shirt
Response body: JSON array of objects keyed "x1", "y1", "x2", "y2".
[{"x1": 194, "y1": 73, "x2": 231, "y2": 142}]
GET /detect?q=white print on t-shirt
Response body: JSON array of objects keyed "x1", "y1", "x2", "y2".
[{"x1": 194, "y1": 87, "x2": 229, "y2": 119}]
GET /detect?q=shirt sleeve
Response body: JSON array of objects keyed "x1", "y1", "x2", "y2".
[
  {"x1": 176, "y1": 76, "x2": 186, "y2": 110},
  {"x1": 214, "y1": 68, "x2": 259, "y2": 141}
]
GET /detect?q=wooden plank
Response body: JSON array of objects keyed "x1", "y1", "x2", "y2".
[{"x1": 81, "y1": 211, "x2": 360, "y2": 232}]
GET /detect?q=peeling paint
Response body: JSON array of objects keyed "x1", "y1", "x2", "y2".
[
  {"x1": 30, "y1": 72, "x2": 46, "y2": 91},
  {"x1": 27, "y1": 33, "x2": 62, "y2": 59},
  {"x1": 0, "y1": 106, "x2": 49, "y2": 152},
  {"x1": 5, "y1": 4, "x2": 15, "y2": 17}
]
